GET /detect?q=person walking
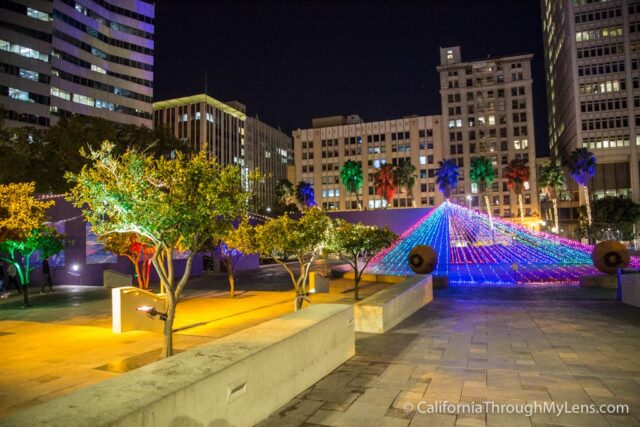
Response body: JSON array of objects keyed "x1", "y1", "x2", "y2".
[
  {"x1": 7, "y1": 263, "x2": 20, "y2": 295},
  {"x1": 40, "y1": 257, "x2": 53, "y2": 293}
]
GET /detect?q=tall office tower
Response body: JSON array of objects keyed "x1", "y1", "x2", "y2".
[
  {"x1": 0, "y1": 0, "x2": 154, "y2": 128},
  {"x1": 293, "y1": 114, "x2": 444, "y2": 211},
  {"x1": 153, "y1": 94, "x2": 292, "y2": 210},
  {"x1": 437, "y1": 46, "x2": 540, "y2": 221},
  {"x1": 542, "y1": 0, "x2": 639, "y2": 207}
]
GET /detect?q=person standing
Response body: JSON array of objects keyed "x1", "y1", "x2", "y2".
[
  {"x1": 40, "y1": 257, "x2": 53, "y2": 293},
  {"x1": 7, "y1": 263, "x2": 20, "y2": 295}
]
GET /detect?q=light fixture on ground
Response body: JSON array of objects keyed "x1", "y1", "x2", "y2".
[{"x1": 137, "y1": 305, "x2": 168, "y2": 321}]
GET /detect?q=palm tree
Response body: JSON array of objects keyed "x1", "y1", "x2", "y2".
[
  {"x1": 394, "y1": 160, "x2": 417, "y2": 206},
  {"x1": 373, "y1": 164, "x2": 396, "y2": 208},
  {"x1": 504, "y1": 159, "x2": 530, "y2": 225},
  {"x1": 275, "y1": 178, "x2": 295, "y2": 206},
  {"x1": 340, "y1": 160, "x2": 363, "y2": 209},
  {"x1": 469, "y1": 157, "x2": 496, "y2": 228},
  {"x1": 295, "y1": 181, "x2": 316, "y2": 209},
  {"x1": 567, "y1": 148, "x2": 596, "y2": 226},
  {"x1": 435, "y1": 159, "x2": 460, "y2": 200},
  {"x1": 538, "y1": 161, "x2": 565, "y2": 233}
]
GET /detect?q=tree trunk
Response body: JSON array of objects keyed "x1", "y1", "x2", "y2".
[
  {"x1": 552, "y1": 198, "x2": 559, "y2": 233},
  {"x1": 162, "y1": 291, "x2": 176, "y2": 358},
  {"x1": 22, "y1": 280, "x2": 29, "y2": 307},
  {"x1": 355, "y1": 191, "x2": 362, "y2": 210},
  {"x1": 353, "y1": 258, "x2": 360, "y2": 301},
  {"x1": 518, "y1": 193, "x2": 525, "y2": 225},
  {"x1": 583, "y1": 185, "x2": 592, "y2": 226},
  {"x1": 228, "y1": 273, "x2": 235, "y2": 298}
]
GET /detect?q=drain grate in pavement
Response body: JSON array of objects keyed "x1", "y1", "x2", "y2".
[
  {"x1": 532, "y1": 423, "x2": 564, "y2": 427},
  {"x1": 460, "y1": 396, "x2": 487, "y2": 404},
  {"x1": 521, "y1": 384, "x2": 549, "y2": 393},
  {"x1": 411, "y1": 375, "x2": 432, "y2": 384},
  {"x1": 385, "y1": 407, "x2": 414, "y2": 420},
  {"x1": 95, "y1": 348, "x2": 183, "y2": 373}
]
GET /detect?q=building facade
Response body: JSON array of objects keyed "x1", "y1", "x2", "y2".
[
  {"x1": 293, "y1": 114, "x2": 445, "y2": 211},
  {"x1": 437, "y1": 46, "x2": 540, "y2": 220},
  {"x1": 542, "y1": 0, "x2": 640, "y2": 210},
  {"x1": 0, "y1": 0, "x2": 154, "y2": 128},
  {"x1": 153, "y1": 94, "x2": 291, "y2": 210}
]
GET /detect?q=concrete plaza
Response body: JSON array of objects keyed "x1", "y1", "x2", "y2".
[{"x1": 260, "y1": 283, "x2": 640, "y2": 426}]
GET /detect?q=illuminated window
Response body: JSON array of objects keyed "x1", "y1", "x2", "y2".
[
  {"x1": 73, "y1": 94, "x2": 94, "y2": 106},
  {"x1": 19, "y1": 69, "x2": 39, "y2": 81},
  {"x1": 27, "y1": 8, "x2": 51, "y2": 22},
  {"x1": 50, "y1": 87, "x2": 71, "y2": 101},
  {"x1": 9, "y1": 88, "x2": 31, "y2": 102},
  {"x1": 91, "y1": 64, "x2": 107, "y2": 74}
]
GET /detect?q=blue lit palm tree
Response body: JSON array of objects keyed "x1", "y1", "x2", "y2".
[
  {"x1": 295, "y1": 181, "x2": 316, "y2": 210},
  {"x1": 567, "y1": 148, "x2": 596, "y2": 226},
  {"x1": 435, "y1": 159, "x2": 459, "y2": 200}
]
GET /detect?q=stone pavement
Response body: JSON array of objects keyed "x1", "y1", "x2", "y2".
[
  {"x1": 259, "y1": 283, "x2": 640, "y2": 426},
  {"x1": 0, "y1": 263, "x2": 385, "y2": 418}
]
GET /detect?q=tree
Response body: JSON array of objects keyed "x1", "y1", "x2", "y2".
[
  {"x1": 295, "y1": 181, "x2": 316, "y2": 209},
  {"x1": 232, "y1": 208, "x2": 330, "y2": 311},
  {"x1": 394, "y1": 160, "x2": 417, "y2": 206},
  {"x1": 373, "y1": 164, "x2": 396, "y2": 207},
  {"x1": 340, "y1": 160, "x2": 364, "y2": 209},
  {"x1": 100, "y1": 233, "x2": 155, "y2": 289},
  {"x1": 504, "y1": 159, "x2": 530, "y2": 225},
  {"x1": 217, "y1": 218, "x2": 255, "y2": 298},
  {"x1": 567, "y1": 148, "x2": 596, "y2": 226},
  {"x1": 326, "y1": 220, "x2": 396, "y2": 300},
  {"x1": 538, "y1": 161, "x2": 565, "y2": 233},
  {"x1": 469, "y1": 157, "x2": 496, "y2": 228},
  {"x1": 275, "y1": 178, "x2": 295, "y2": 206},
  {"x1": 578, "y1": 196, "x2": 640, "y2": 241},
  {"x1": 66, "y1": 142, "x2": 250, "y2": 358},
  {"x1": 435, "y1": 159, "x2": 459, "y2": 199}
]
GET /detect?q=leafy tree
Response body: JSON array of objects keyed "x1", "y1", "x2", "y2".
[
  {"x1": 219, "y1": 218, "x2": 256, "y2": 298},
  {"x1": 66, "y1": 142, "x2": 250, "y2": 357},
  {"x1": 340, "y1": 160, "x2": 363, "y2": 209},
  {"x1": 578, "y1": 196, "x2": 640, "y2": 240},
  {"x1": 567, "y1": 148, "x2": 596, "y2": 226},
  {"x1": 0, "y1": 227, "x2": 64, "y2": 307},
  {"x1": 275, "y1": 178, "x2": 295, "y2": 206},
  {"x1": 326, "y1": 220, "x2": 396, "y2": 300},
  {"x1": 504, "y1": 159, "x2": 530, "y2": 225},
  {"x1": 538, "y1": 161, "x2": 565, "y2": 233},
  {"x1": 435, "y1": 159, "x2": 459, "y2": 199},
  {"x1": 373, "y1": 164, "x2": 396, "y2": 207},
  {"x1": 100, "y1": 233, "x2": 155, "y2": 289},
  {"x1": 394, "y1": 160, "x2": 417, "y2": 205},
  {"x1": 469, "y1": 157, "x2": 496, "y2": 228},
  {"x1": 232, "y1": 208, "x2": 330, "y2": 311},
  {"x1": 295, "y1": 181, "x2": 316, "y2": 209}
]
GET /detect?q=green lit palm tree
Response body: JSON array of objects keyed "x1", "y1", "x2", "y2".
[
  {"x1": 395, "y1": 160, "x2": 417, "y2": 206},
  {"x1": 469, "y1": 157, "x2": 496, "y2": 228},
  {"x1": 505, "y1": 159, "x2": 530, "y2": 225},
  {"x1": 538, "y1": 161, "x2": 566, "y2": 233},
  {"x1": 567, "y1": 148, "x2": 596, "y2": 226},
  {"x1": 340, "y1": 160, "x2": 363, "y2": 210},
  {"x1": 435, "y1": 159, "x2": 459, "y2": 200}
]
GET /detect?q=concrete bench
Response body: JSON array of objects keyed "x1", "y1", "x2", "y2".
[
  {"x1": 621, "y1": 274, "x2": 640, "y2": 308},
  {"x1": 3, "y1": 304, "x2": 354, "y2": 427},
  {"x1": 354, "y1": 274, "x2": 433, "y2": 333}
]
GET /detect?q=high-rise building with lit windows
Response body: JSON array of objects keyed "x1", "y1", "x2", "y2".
[
  {"x1": 437, "y1": 46, "x2": 540, "y2": 221},
  {"x1": 293, "y1": 114, "x2": 445, "y2": 211},
  {"x1": 0, "y1": 0, "x2": 154, "y2": 128},
  {"x1": 541, "y1": 0, "x2": 640, "y2": 208}
]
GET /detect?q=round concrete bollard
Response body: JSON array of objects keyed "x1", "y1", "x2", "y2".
[
  {"x1": 591, "y1": 240, "x2": 630, "y2": 275},
  {"x1": 408, "y1": 245, "x2": 437, "y2": 274}
]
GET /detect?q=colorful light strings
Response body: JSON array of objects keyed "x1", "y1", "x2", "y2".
[{"x1": 369, "y1": 201, "x2": 640, "y2": 284}]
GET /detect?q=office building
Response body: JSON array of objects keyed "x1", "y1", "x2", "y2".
[
  {"x1": 0, "y1": 0, "x2": 154, "y2": 128},
  {"x1": 437, "y1": 46, "x2": 540, "y2": 220},
  {"x1": 293, "y1": 114, "x2": 445, "y2": 210}
]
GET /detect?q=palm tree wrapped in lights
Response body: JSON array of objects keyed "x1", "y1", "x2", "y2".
[
  {"x1": 373, "y1": 164, "x2": 396, "y2": 208},
  {"x1": 394, "y1": 160, "x2": 417, "y2": 206},
  {"x1": 538, "y1": 161, "x2": 566, "y2": 233},
  {"x1": 469, "y1": 157, "x2": 496, "y2": 229},
  {"x1": 340, "y1": 160, "x2": 363, "y2": 210},
  {"x1": 435, "y1": 159, "x2": 459, "y2": 200},
  {"x1": 504, "y1": 159, "x2": 530, "y2": 225},
  {"x1": 295, "y1": 181, "x2": 316, "y2": 210},
  {"x1": 567, "y1": 148, "x2": 596, "y2": 226}
]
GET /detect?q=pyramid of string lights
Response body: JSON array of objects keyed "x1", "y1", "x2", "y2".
[{"x1": 368, "y1": 201, "x2": 640, "y2": 284}]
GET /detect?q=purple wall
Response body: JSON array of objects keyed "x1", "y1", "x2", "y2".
[
  {"x1": 328, "y1": 208, "x2": 432, "y2": 235},
  {"x1": 39, "y1": 197, "x2": 202, "y2": 287}
]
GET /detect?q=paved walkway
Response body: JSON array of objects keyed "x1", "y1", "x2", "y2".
[{"x1": 260, "y1": 283, "x2": 640, "y2": 426}]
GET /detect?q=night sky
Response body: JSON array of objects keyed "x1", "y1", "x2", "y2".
[{"x1": 154, "y1": 1, "x2": 549, "y2": 156}]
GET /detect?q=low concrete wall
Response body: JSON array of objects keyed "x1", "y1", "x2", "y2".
[
  {"x1": 4, "y1": 304, "x2": 355, "y2": 427},
  {"x1": 309, "y1": 272, "x2": 330, "y2": 293},
  {"x1": 621, "y1": 274, "x2": 640, "y2": 308},
  {"x1": 579, "y1": 274, "x2": 618, "y2": 289},
  {"x1": 103, "y1": 269, "x2": 132, "y2": 289},
  {"x1": 112, "y1": 287, "x2": 166, "y2": 333},
  {"x1": 355, "y1": 274, "x2": 433, "y2": 333}
]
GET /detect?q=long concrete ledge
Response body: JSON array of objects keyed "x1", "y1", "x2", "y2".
[
  {"x1": 355, "y1": 274, "x2": 433, "y2": 333},
  {"x1": 621, "y1": 274, "x2": 640, "y2": 307},
  {"x1": 2, "y1": 304, "x2": 355, "y2": 427}
]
